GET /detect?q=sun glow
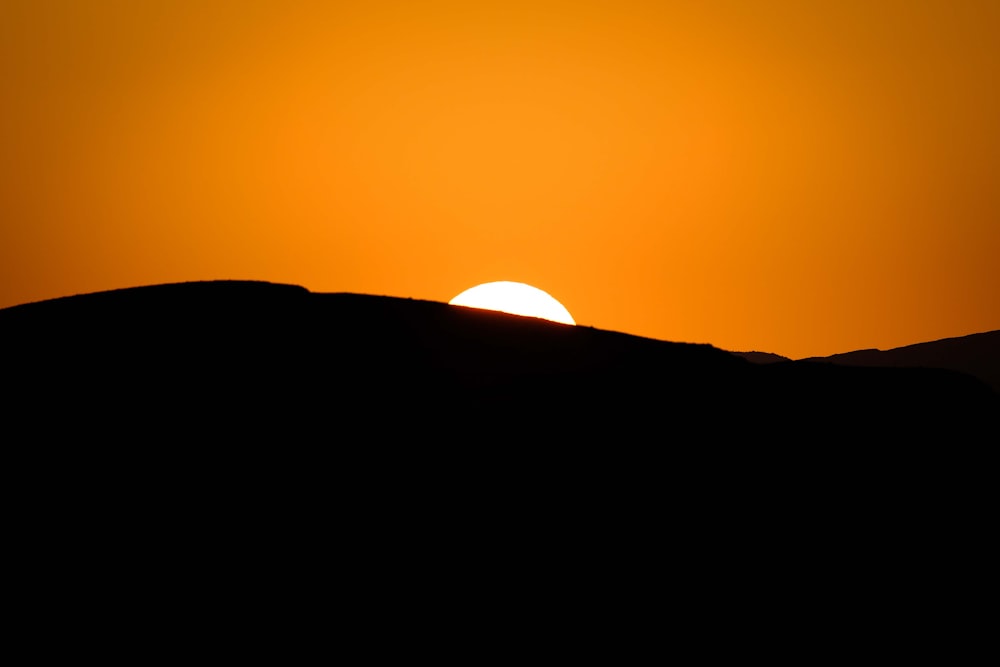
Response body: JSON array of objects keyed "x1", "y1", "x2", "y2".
[{"x1": 449, "y1": 281, "x2": 576, "y2": 325}]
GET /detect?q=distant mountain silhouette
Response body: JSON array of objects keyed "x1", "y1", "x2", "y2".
[
  {"x1": 809, "y1": 331, "x2": 1000, "y2": 395},
  {"x1": 3, "y1": 280, "x2": 994, "y2": 647},
  {"x1": 732, "y1": 330, "x2": 1000, "y2": 396}
]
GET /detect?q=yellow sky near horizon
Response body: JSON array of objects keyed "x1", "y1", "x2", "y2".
[{"x1": 2, "y1": 1, "x2": 998, "y2": 358}]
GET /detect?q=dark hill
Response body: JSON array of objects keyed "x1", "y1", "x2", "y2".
[
  {"x1": 2, "y1": 280, "x2": 994, "y2": 649},
  {"x1": 2, "y1": 280, "x2": 995, "y2": 442}
]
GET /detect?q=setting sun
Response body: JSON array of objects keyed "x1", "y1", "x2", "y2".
[
  {"x1": 449, "y1": 282, "x2": 576, "y2": 325},
  {"x1": 2, "y1": 2, "x2": 999, "y2": 360}
]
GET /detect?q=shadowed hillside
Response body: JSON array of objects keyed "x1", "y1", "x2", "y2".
[{"x1": 3, "y1": 280, "x2": 995, "y2": 650}]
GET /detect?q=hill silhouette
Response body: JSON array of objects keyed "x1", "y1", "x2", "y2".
[
  {"x1": 3, "y1": 279, "x2": 995, "y2": 442},
  {"x1": 3, "y1": 280, "x2": 994, "y2": 650}
]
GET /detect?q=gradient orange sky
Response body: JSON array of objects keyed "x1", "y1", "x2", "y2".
[{"x1": 2, "y1": 1, "x2": 998, "y2": 359}]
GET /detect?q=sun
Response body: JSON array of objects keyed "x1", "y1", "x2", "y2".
[{"x1": 449, "y1": 281, "x2": 576, "y2": 325}]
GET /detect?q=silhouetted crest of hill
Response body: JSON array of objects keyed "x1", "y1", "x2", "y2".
[
  {"x1": 2, "y1": 280, "x2": 995, "y2": 443},
  {"x1": 730, "y1": 350, "x2": 792, "y2": 364}
]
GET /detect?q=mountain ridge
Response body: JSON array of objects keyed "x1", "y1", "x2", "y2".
[
  {"x1": 3, "y1": 280, "x2": 995, "y2": 442},
  {"x1": 731, "y1": 328, "x2": 1000, "y2": 395},
  {"x1": 7, "y1": 278, "x2": 994, "y2": 368}
]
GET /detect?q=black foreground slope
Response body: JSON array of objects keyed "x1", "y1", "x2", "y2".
[{"x1": 2, "y1": 280, "x2": 995, "y2": 652}]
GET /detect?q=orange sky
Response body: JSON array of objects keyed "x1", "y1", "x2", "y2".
[{"x1": 2, "y1": 1, "x2": 998, "y2": 359}]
